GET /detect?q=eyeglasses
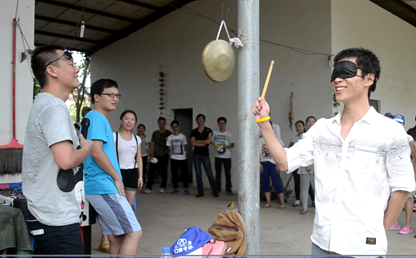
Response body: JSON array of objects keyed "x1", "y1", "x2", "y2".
[
  {"x1": 101, "y1": 93, "x2": 121, "y2": 99},
  {"x1": 43, "y1": 51, "x2": 73, "y2": 72}
]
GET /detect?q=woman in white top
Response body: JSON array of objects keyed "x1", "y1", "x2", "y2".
[
  {"x1": 298, "y1": 116, "x2": 317, "y2": 215},
  {"x1": 137, "y1": 124, "x2": 149, "y2": 184},
  {"x1": 114, "y1": 110, "x2": 143, "y2": 206}
]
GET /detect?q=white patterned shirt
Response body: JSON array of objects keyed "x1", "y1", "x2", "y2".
[
  {"x1": 285, "y1": 107, "x2": 414, "y2": 256},
  {"x1": 166, "y1": 133, "x2": 187, "y2": 160},
  {"x1": 212, "y1": 130, "x2": 234, "y2": 159}
]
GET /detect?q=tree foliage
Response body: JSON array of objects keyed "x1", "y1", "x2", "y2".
[
  {"x1": 72, "y1": 56, "x2": 91, "y2": 123},
  {"x1": 33, "y1": 77, "x2": 41, "y2": 100}
]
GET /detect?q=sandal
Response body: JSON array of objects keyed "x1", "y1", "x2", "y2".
[
  {"x1": 262, "y1": 204, "x2": 271, "y2": 208},
  {"x1": 279, "y1": 204, "x2": 286, "y2": 209},
  {"x1": 98, "y1": 241, "x2": 110, "y2": 253}
]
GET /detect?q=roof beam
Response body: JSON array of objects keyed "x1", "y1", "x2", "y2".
[
  {"x1": 35, "y1": 30, "x2": 101, "y2": 44},
  {"x1": 36, "y1": 15, "x2": 117, "y2": 34},
  {"x1": 117, "y1": 0, "x2": 159, "y2": 11},
  {"x1": 36, "y1": 0, "x2": 137, "y2": 23},
  {"x1": 89, "y1": 0, "x2": 196, "y2": 54},
  {"x1": 370, "y1": 0, "x2": 416, "y2": 27},
  {"x1": 392, "y1": 0, "x2": 416, "y2": 15}
]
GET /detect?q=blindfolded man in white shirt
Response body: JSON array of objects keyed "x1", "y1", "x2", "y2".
[{"x1": 252, "y1": 47, "x2": 414, "y2": 257}]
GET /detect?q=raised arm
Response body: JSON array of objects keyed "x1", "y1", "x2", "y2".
[{"x1": 252, "y1": 97, "x2": 288, "y2": 171}]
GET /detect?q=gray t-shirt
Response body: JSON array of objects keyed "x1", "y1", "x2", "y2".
[{"x1": 22, "y1": 93, "x2": 83, "y2": 226}]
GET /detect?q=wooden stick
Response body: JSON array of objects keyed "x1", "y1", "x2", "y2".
[{"x1": 261, "y1": 60, "x2": 275, "y2": 98}]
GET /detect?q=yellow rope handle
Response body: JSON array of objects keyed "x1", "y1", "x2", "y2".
[{"x1": 256, "y1": 116, "x2": 271, "y2": 123}]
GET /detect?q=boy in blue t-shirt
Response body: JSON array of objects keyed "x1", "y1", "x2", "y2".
[{"x1": 83, "y1": 79, "x2": 142, "y2": 255}]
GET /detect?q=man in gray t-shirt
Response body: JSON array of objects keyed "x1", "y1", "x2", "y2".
[
  {"x1": 22, "y1": 45, "x2": 92, "y2": 255},
  {"x1": 23, "y1": 94, "x2": 82, "y2": 225}
]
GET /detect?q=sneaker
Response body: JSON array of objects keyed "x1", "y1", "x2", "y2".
[
  {"x1": 300, "y1": 210, "x2": 307, "y2": 215},
  {"x1": 398, "y1": 227, "x2": 413, "y2": 234},
  {"x1": 292, "y1": 200, "x2": 300, "y2": 207},
  {"x1": 172, "y1": 189, "x2": 179, "y2": 195},
  {"x1": 159, "y1": 188, "x2": 165, "y2": 193},
  {"x1": 389, "y1": 224, "x2": 400, "y2": 230},
  {"x1": 144, "y1": 188, "x2": 151, "y2": 194},
  {"x1": 184, "y1": 189, "x2": 190, "y2": 195},
  {"x1": 226, "y1": 190, "x2": 234, "y2": 195}
]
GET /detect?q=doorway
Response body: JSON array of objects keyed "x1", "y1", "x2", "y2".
[{"x1": 173, "y1": 108, "x2": 193, "y2": 184}]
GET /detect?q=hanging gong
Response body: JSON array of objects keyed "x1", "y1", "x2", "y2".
[{"x1": 202, "y1": 39, "x2": 236, "y2": 83}]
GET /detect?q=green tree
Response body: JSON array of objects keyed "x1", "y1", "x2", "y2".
[
  {"x1": 33, "y1": 77, "x2": 41, "y2": 100},
  {"x1": 72, "y1": 55, "x2": 91, "y2": 123}
]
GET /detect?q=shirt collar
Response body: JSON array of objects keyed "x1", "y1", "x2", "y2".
[{"x1": 332, "y1": 106, "x2": 377, "y2": 126}]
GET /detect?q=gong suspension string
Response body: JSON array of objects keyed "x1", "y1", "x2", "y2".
[
  {"x1": 221, "y1": 0, "x2": 230, "y2": 21},
  {"x1": 176, "y1": 1, "x2": 332, "y2": 58}
]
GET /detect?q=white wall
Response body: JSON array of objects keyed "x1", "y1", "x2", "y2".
[
  {"x1": 331, "y1": 0, "x2": 416, "y2": 128},
  {"x1": 0, "y1": 0, "x2": 34, "y2": 183},
  {"x1": 90, "y1": 0, "x2": 332, "y2": 190}
]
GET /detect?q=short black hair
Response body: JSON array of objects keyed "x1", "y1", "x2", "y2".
[
  {"x1": 120, "y1": 110, "x2": 137, "y2": 124},
  {"x1": 137, "y1": 124, "x2": 146, "y2": 135},
  {"x1": 158, "y1": 117, "x2": 166, "y2": 123},
  {"x1": 90, "y1": 79, "x2": 118, "y2": 104},
  {"x1": 81, "y1": 106, "x2": 91, "y2": 117},
  {"x1": 295, "y1": 120, "x2": 306, "y2": 133},
  {"x1": 333, "y1": 47, "x2": 381, "y2": 98},
  {"x1": 171, "y1": 120, "x2": 179, "y2": 126},
  {"x1": 217, "y1": 117, "x2": 227, "y2": 123},
  {"x1": 196, "y1": 114, "x2": 206, "y2": 122},
  {"x1": 305, "y1": 116, "x2": 316, "y2": 124},
  {"x1": 31, "y1": 45, "x2": 65, "y2": 88}
]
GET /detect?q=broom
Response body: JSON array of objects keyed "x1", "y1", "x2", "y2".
[{"x1": 0, "y1": 18, "x2": 24, "y2": 175}]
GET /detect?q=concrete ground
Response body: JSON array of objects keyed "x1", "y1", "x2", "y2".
[{"x1": 90, "y1": 185, "x2": 416, "y2": 257}]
